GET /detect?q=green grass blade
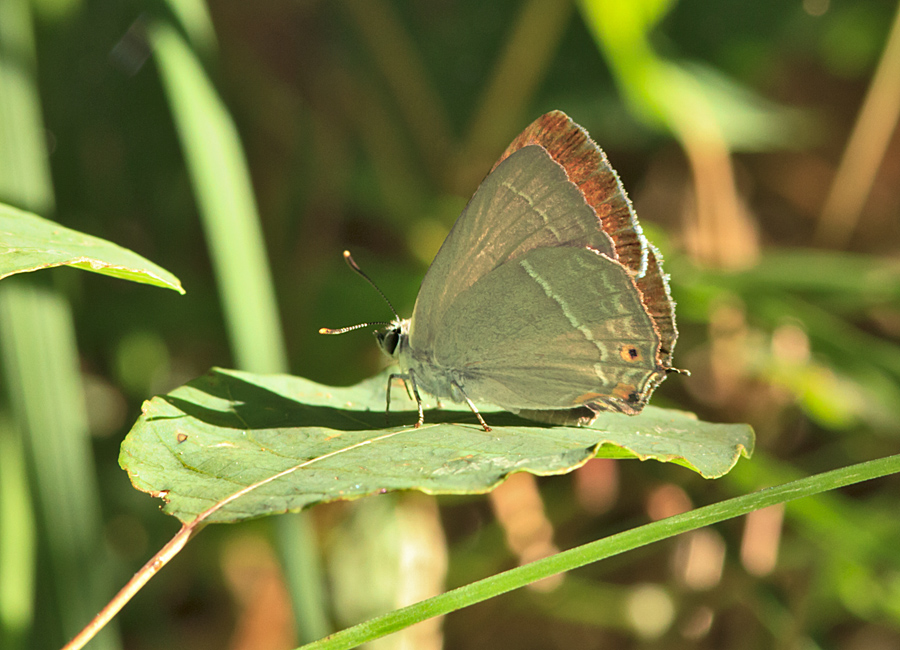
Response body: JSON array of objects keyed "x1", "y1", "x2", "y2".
[
  {"x1": 300, "y1": 453, "x2": 900, "y2": 650},
  {"x1": 149, "y1": 21, "x2": 286, "y2": 374},
  {"x1": 0, "y1": 0, "x2": 120, "y2": 647},
  {"x1": 275, "y1": 512, "x2": 333, "y2": 640},
  {"x1": 0, "y1": 0, "x2": 53, "y2": 214},
  {"x1": 0, "y1": 278, "x2": 119, "y2": 650},
  {"x1": 0, "y1": 415, "x2": 35, "y2": 650},
  {"x1": 149, "y1": 17, "x2": 329, "y2": 641}
]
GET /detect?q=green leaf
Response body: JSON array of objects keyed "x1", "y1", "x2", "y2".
[
  {"x1": 0, "y1": 204, "x2": 184, "y2": 293},
  {"x1": 120, "y1": 368, "x2": 754, "y2": 524}
]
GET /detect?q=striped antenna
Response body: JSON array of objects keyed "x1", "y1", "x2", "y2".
[{"x1": 318, "y1": 250, "x2": 398, "y2": 335}]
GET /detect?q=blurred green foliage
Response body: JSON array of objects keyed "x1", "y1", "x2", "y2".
[{"x1": 2, "y1": 0, "x2": 900, "y2": 648}]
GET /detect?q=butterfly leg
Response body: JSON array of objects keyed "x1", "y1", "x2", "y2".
[
  {"x1": 402, "y1": 377, "x2": 415, "y2": 401},
  {"x1": 386, "y1": 372, "x2": 426, "y2": 427},
  {"x1": 406, "y1": 370, "x2": 426, "y2": 427},
  {"x1": 385, "y1": 372, "x2": 406, "y2": 427},
  {"x1": 450, "y1": 380, "x2": 491, "y2": 432}
]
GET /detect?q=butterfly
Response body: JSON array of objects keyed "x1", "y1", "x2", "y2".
[{"x1": 322, "y1": 111, "x2": 678, "y2": 431}]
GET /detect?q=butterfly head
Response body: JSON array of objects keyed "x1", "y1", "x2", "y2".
[{"x1": 374, "y1": 318, "x2": 410, "y2": 359}]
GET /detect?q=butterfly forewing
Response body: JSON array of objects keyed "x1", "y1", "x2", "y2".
[
  {"x1": 408, "y1": 145, "x2": 617, "y2": 350},
  {"x1": 494, "y1": 110, "x2": 650, "y2": 279},
  {"x1": 495, "y1": 111, "x2": 678, "y2": 370}
]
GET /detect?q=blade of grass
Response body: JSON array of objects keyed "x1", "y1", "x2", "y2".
[
  {"x1": 0, "y1": 0, "x2": 53, "y2": 211},
  {"x1": 727, "y1": 454, "x2": 900, "y2": 568},
  {"x1": 149, "y1": 18, "x2": 330, "y2": 641},
  {"x1": 816, "y1": 1, "x2": 900, "y2": 246},
  {"x1": 149, "y1": 21, "x2": 285, "y2": 374},
  {"x1": 162, "y1": 0, "x2": 217, "y2": 53},
  {"x1": 274, "y1": 509, "x2": 331, "y2": 640},
  {"x1": 0, "y1": 1, "x2": 120, "y2": 648},
  {"x1": 0, "y1": 415, "x2": 35, "y2": 650},
  {"x1": 0, "y1": 279, "x2": 119, "y2": 650},
  {"x1": 298, "y1": 453, "x2": 900, "y2": 650}
]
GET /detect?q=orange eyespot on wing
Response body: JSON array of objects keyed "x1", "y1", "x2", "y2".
[{"x1": 619, "y1": 345, "x2": 643, "y2": 363}]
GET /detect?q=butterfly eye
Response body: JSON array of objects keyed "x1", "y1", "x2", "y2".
[{"x1": 376, "y1": 329, "x2": 400, "y2": 356}]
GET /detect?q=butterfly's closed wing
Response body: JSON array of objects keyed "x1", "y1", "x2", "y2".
[
  {"x1": 371, "y1": 110, "x2": 679, "y2": 428},
  {"x1": 408, "y1": 145, "x2": 617, "y2": 351},
  {"x1": 425, "y1": 245, "x2": 664, "y2": 415},
  {"x1": 495, "y1": 111, "x2": 677, "y2": 370}
]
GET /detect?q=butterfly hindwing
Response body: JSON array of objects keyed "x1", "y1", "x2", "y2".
[{"x1": 421, "y1": 246, "x2": 664, "y2": 414}]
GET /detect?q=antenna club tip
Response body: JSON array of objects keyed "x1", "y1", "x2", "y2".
[
  {"x1": 318, "y1": 327, "x2": 332, "y2": 334},
  {"x1": 342, "y1": 250, "x2": 352, "y2": 258}
]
